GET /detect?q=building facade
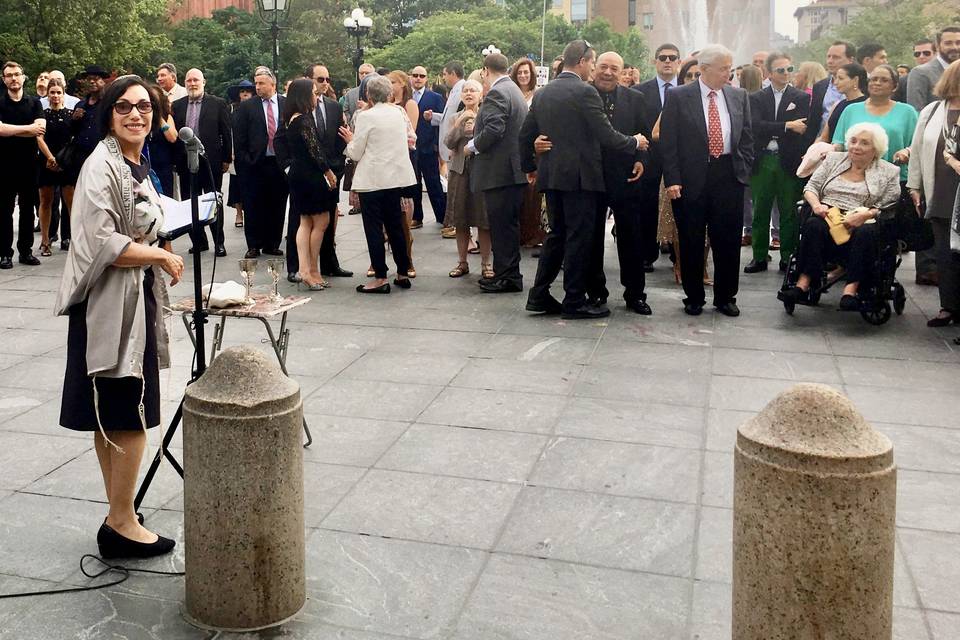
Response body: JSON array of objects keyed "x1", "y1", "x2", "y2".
[
  {"x1": 551, "y1": 0, "x2": 772, "y2": 65},
  {"x1": 794, "y1": 0, "x2": 867, "y2": 44},
  {"x1": 170, "y1": 0, "x2": 254, "y2": 23}
]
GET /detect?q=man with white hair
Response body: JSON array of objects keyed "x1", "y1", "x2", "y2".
[
  {"x1": 156, "y1": 62, "x2": 187, "y2": 104},
  {"x1": 660, "y1": 44, "x2": 754, "y2": 317},
  {"x1": 232, "y1": 65, "x2": 288, "y2": 258}
]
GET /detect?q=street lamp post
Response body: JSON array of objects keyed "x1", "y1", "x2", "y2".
[
  {"x1": 343, "y1": 8, "x2": 373, "y2": 84},
  {"x1": 256, "y1": 0, "x2": 293, "y2": 79},
  {"x1": 481, "y1": 44, "x2": 501, "y2": 58}
]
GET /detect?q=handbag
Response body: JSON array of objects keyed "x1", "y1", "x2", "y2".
[
  {"x1": 55, "y1": 141, "x2": 82, "y2": 173},
  {"x1": 825, "y1": 207, "x2": 851, "y2": 245},
  {"x1": 951, "y1": 184, "x2": 960, "y2": 252}
]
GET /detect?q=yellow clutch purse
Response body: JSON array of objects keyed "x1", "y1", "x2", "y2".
[{"x1": 825, "y1": 207, "x2": 850, "y2": 245}]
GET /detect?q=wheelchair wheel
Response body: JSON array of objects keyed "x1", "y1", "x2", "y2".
[
  {"x1": 893, "y1": 283, "x2": 906, "y2": 315},
  {"x1": 861, "y1": 302, "x2": 891, "y2": 325}
]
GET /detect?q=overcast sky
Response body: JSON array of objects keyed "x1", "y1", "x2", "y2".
[{"x1": 775, "y1": 0, "x2": 808, "y2": 41}]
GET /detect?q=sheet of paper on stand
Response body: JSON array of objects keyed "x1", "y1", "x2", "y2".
[{"x1": 158, "y1": 192, "x2": 219, "y2": 240}]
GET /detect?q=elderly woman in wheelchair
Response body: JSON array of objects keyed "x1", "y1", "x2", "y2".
[{"x1": 780, "y1": 123, "x2": 902, "y2": 315}]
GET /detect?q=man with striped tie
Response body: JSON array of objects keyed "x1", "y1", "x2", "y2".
[
  {"x1": 232, "y1": 66, "x2": 288, "y2": 258},
  {"x1": 660, "y1": 44, "x2": 754, "y2": 317}
]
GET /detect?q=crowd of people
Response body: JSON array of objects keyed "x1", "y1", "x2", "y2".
[{"x1": 2, "y1": 24, "x2": 957, "y2": 559}]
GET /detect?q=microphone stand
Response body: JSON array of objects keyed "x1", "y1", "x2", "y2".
[{"x1": 134, "y1": 144, "x2": 208, "y2": 511}]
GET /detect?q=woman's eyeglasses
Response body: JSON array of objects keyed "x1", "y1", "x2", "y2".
[
  {"x1": 113, "y1": 100, "x2": 153, "y2": 115},
  {"x1": 685, "y1": 71, "x2": 701, "y2": 80}
]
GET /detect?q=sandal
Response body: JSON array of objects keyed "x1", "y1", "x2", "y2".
[
  {"x1": 407, "y1": 266, "x2": 417, "y2": 278},
  {"x1": 235, "y1": 213, "x2": 243, "y2": 228},
  {"x1": 481, "y1": 262, "x2": 495, "y2": 280},
  {"x1": 39, "y1": 243, "x2": 52, "y2": 257},
  {"x1": 449, "y1": 262, "x2": 469, "y2": 278},
  {"x1": 367, "y1": 266, "x2": 375, "y2": 277}
]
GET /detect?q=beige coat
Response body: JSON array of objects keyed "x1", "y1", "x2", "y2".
[{"x1": 345, "y1": 103, "x2": 417, "y2": 192}]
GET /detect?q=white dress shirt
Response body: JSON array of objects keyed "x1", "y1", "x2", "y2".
[
  {"x1": 698, "y1": 79, "x2": 731, "y2": 155},
  {"x1": 766, "y1": 85, "x2": 787, "y2": 152},
  {"x1": 656, "y1": 76, "x2": 676, "y2": 107}
]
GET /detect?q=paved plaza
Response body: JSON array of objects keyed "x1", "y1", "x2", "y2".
[{"x1": 1, "y1": 203, "x2": 959, "y2": 639}]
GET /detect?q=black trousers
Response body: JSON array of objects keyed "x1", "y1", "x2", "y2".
[
  {"x1": 796, "y1": 215, "x2": 879, "y2": 287},
  {"x1": 178, "y1": 166, "x2": 225, "y2": 247},
  {"x1": 359, "y1": 188, "x2": 410, "y2": 279},
  {"x1": 589, "y1": 193, "x2": 647, "y2": 304},
  {"x1": 672, "y1": 157, "x2": 743, "y2": 307},
  {"x1": 0, "y1": 167, "x2": 37, "y2": 257},
  {"x1": 638, "y1": 174, "x2": 663, "y2": 264},
  {"x1": 530, "y1": 189, "x2": 600, "y2": 310},
  {"x1": 413, "y1": 151, "x2": 447, "y2": 224},
  {"x1": 285, "y1": 205, "x2": 341, "y2": 275},
  {"x1": 241, "y1": 157, "x2": 288, "y2": 251},
  {"x1": 483, "y1": 184, "x2": 525, "y2": 288}
]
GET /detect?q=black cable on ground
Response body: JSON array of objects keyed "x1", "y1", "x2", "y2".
[{"x1": 0, "y1": 555, "x2": 184, "y2": 600}]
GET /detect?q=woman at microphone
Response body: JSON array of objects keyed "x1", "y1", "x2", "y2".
[{"x1": 56, "y1": 75, "x2": 184, "y2": 559}]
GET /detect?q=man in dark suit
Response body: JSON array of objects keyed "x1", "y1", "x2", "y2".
[
  {"x1": 520, "y1": 42, "x2": 646, "y2": 319},
  {"x1": 660, "y1": 44, "x2": 754, "y2": 317},
  {"x1": 468, "y1": 53, "x2": 529, "y2": 293},
  {"x1": 632, "y1": 43, "x2": 681, "y2": 270},
  {"x1": 172, "y1": 68, "x2": 232, "y2": 257},
  {"x1": 279, "y1": 64, "x2": 352, "y2": 282},
  {"x1": 744, "y1": 52, "x2": 809, "y2": 274},
  {"x1": 806, "y1": 41, "x2": 855, "y2": 147},
  {"x1": 232, "y1": 66, "x2": 288, "y2": 259},
  {"x1": 409, "y1": 65, "x2": 448, "y2": 229}
]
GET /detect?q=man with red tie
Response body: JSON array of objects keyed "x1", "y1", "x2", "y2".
[
  {"x1": 660, "y1": 44, "x2": 754, "y2": 317},
  {"x1": 232, "y1": 66, "x2": 288, "y2": 258}
]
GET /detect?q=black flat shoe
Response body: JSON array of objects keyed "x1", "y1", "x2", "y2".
[
  {"x1": 927, "y1": 314, "x2": 955, "y2": 327},
  {"x1": 839, "y1": 294, "x2": 859, "y2": 311},
  {"x1": 744, "y1": 259, "x2": 767, "y2": 274},
  {"x1": 97, "y1": 523, "x2": 175, "y2": 559},
  {"x1": 287, "y1": 272, "x2": 301, "y2": 283},
  {"x1": 393, "y1": 278, "x2": 411, "y2": 289},
  {"x1": 357, "y1": 283, "x2": 390, "y2": 294}
]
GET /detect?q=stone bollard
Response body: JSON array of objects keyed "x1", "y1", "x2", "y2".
[
  {"x1": 182, "y1": 346, "x2": 305, "y2": 632},
  {"x1": 733, "y1": 383, "x2": 896, "y2": 640}
]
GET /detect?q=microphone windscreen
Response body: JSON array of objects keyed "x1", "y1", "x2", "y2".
[{"x1": 178, "y1": 127, "x2": 196, "y2": 143}]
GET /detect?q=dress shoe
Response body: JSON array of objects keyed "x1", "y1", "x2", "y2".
[
  {"x1": 262, "y1": 247, "x2": 283, "y2": 256},
  {"x1": 684, "y1": 302, "x2": 704, "y2": 316},
  {"x1": 50, "y1": 233, "x2": 59, "y2": 242},
  {"x1": 479, "y1": 279, "x2": 523, "y2": 293},
  {"x1": 561, "y1": 303, "x2": 611, "y2": 320},
  {"x1": 526, "y1": 296, "x2": 563, "y2": 314},
  {"x1": 214, "y1": 245, "x2": 227, "y2": 257},
  {"x1": 287, "y1": 272, "x2": 301, "y2": 283},
  {"x1": 188, "y1": 245, "x2": 209, "y2": 254},
  {"x1": 740, "y1": 234, "x2": 752, "y2": 247},
  {"x1": 357, "y1": 282, "x2": 390, "y2": 294},
  {"x1": 244, "y1": 248, "x2": 260, "y2": 259},
  {"x1": 348, "y1": 207, "x2": 361, "y2": 215},
  {"x1": 60, "y1": 239, "x2": 70, "y2": 251},
  {"x1": 743, "y1": 259, "x2": 767, "y2": 274},
  {"x1": 778, "y1": 260, "x2": 788, "y2": 273},
  {"x1": 778, "y1": 286, "x2": 807, "y2": 304},
  {"x1": 626, "y1": 299, "x2": 652, "y2": 315},
  {"x1": 441, "y1": 226, "x2": 457, "y2": 239},
  {"x1": 916, "y1": 273, "x2": 939, "y2": 286},
  {"x1": 643, "y1": 262, "x2": 655, "y2": 273},
  {"x1": 927, "y1": 313, "x2": 955, "y2": 327},
  {"x1": 770, "y1": 238, "x2": 781, "y2": 250},
  {"x1": 96, "y1": 523, "x2": 175, "y2": 560},
  {"x1": 0, "y1": 256, "x2": 11, "y2": 269},
  {"x1": 19, "y1": 253, "x2": 41, "y2": 266},
  {"x1": 393, "y1": 277, "x2": 412, "y2": 289},
  {"x1": 322, "y1": 267, "x2": 353, "y2": 277},
  {"x1": 409, "y1": 221, "x2": 423, "y2": 229},
  {"x1": 716, "y1": 302, "x2": 740, "y2": 317},
  {"x1": 839, "y1": 294, "x2": 859, "y2": 311},
  {"x1": 478, "y1": 275, "x2": 497, "y2": 287}
]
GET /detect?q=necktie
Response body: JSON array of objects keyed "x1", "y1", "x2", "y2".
[
  {"x1": 707, "y1": 91, "x2": 723, "y2": 158},
  {"x1": 186, "y1": 100, "x2": 200, "y2": 133},
  {"x1": 265, "y1": 98, "x2": 276, "y2": 154},
  {"x1": 315, "y1": 103, "x2": 326, "y2": 133}
]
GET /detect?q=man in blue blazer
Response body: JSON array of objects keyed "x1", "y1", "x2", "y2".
[
  {"x1": 660, "y1": 44, "x2": 754, "y2": 317},
  {"x1": 410, "y1": 65, "x2": 447, "y2": 228}
]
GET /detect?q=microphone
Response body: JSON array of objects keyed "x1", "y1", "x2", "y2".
[{"x1": 178, "y1": 126, "x2": 206, "y2": 174}]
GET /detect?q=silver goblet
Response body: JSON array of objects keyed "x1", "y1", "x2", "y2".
[
  {"x1": 238, "y1": 258, "x2": 258, "y2": 306},
  {"x1": 266, "y1": 258, "x2": 285, "y2": 303}
]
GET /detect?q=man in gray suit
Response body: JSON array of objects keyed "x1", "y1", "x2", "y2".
[
  {"x1": 343, "y1": 63, "x2": 375, "y2": 125},
  {"x1": 660, "y1": 44, "x2": 754, "y2": 317},
  {"x1": 906, "y1": 26, "x2": 959, "y2": 286},
  {"x1": 468, "y1": 53, "x2": 529, "y2": 293}
]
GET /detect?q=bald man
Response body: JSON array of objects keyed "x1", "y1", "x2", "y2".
[{"x1": 172, "y1": 68, "x2": 233, "y2": 256}]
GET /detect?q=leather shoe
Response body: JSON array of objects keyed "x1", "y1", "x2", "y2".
[
  {"x1": 214, "y1": 245, "x2": 227, "y2": 257},
  {"x1": 684, "y1": 302, "x2": 704, "y2": 316},
  {"x1": 262, "y1": 247, "x2": 283, "y2": 256},
  {"x1": 188, "y1": 245, "x2": 209, "y2": 254},
  {"x1": 286, "y1": 272, "x2": 301, "y2": 283},
  {"x1": 97, "y1": 523, "x2": 175, "y2": 560},
  {"x1": 839, "y1": 294, "x2": 859, "y2": 311},
  {"x1": 19, "y1": 253, "x2": 41, "y2": 266},
  {"x1": 244, "y1": 248, "x2": 261, "y2": 259},
  {"x1": 716, "y1": 302, "x2": 740, "y2": 317},
  {"x1": 479, "y1": 279, "x2": 523, "y2": 293},
  {"x1": 526, "y1": 296, "x2": 563, "y2": 314},
  {"x1": 322, "y1": 267, "x2": 354, "y2": 277},
  {"x1": 916, "y1": 273, "x2": 939, "y2": 286},
  {"x1": 743, "y1": 259, "x2": 767, "y2": 273},
  {"x1": 626, "y1": 299, "x2": 652, "y2": 315},
  {"x1": 562, "y1": 303, "x2": 611, "y2": 320},
  {"x1": 0, "y1": 256, "x2": 11, "y2": 269},
  {"x1": 60, "y1": 239, "x2": 70, "y2": 251}
]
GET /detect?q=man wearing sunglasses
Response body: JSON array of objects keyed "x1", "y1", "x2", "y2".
[
  {"x1": 633, "y1": 43, "x2": 681, "y2": 270},
  {"x1": 409, "y1": 65, "x2": 448, "y2": 231},
  {"x1": 744, "y1": 52, "x2": 808, "y2": 275},
  {"x1": 907, "y1": 26, "x2": 960, "y2": 112}
]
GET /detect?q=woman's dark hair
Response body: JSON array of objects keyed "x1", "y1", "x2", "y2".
[
  {"x1": 97, "y1": 75, "x2": 162, "y2": 140},
  {"x1": 283, "y1": 78, "x2": 315, "y2": 124},
  {"x1": 678, "y1": 59, "x2": 699, "y2": 85},
  {"x1": 839, "y1": 62, "x2": 868, "y2": 93},
  {"x1": 510, "y1": 58, "x2": 537, "y2": 92}
]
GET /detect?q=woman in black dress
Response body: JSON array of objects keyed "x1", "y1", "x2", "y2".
[
  {"x1": 36, "y1": 78, "x2": 75, "y2": 256},
  {"x1": 284, "y1": 79, "x2": 337, "y2": 289},
  {"x1": 55, "y1": 75, "x2": 184, "y2": 559},
  {"x1": 145, "y1": 83, "x2": 179, "y2": 196}
]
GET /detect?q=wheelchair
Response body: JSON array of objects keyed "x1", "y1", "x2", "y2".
[{"x1": 777, "y1": 202, "x2": 906, "y2": 325}]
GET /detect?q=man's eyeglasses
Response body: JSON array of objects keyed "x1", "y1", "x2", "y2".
[
  {"x1": 113, "y1": 100, "x2": 153, "y2": 115},
  {"x1": 773, "y1": 66, "x2": 795, "y2": 74},
  {"x1": 410, "y1": 73, "x2": 426, "y2": 78},
  {"x1": 315, "y1": 77, "x2": 331, "y2": 83},
  {"x1": 2, "y1": 72, "x2": 23, "y2": 79},
  {"x1": 685, "y1": 71, "x2": 701, "y2": 80},
  {"x1": 657, "y1": 55, "x2": 679, "y2": 62},
  {"x1": 913, "y1": 50, "x2": 933, "y2": 58}
]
